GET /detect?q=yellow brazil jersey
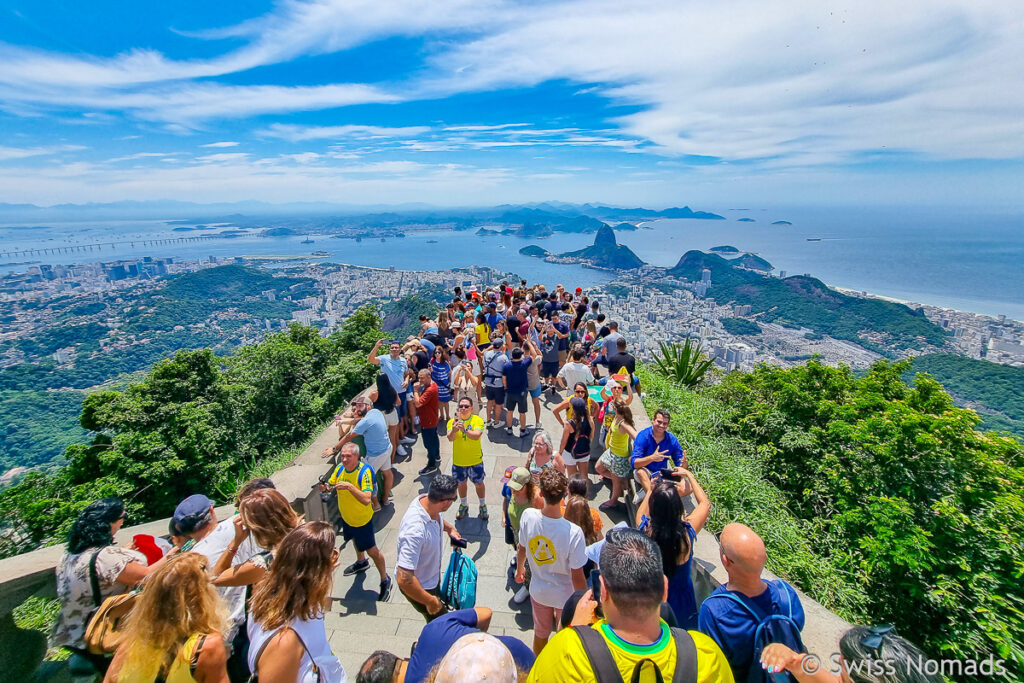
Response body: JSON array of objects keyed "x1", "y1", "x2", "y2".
[
  {"x1": 447, "y1": 414, "x2": 485, "y2": 467},
  {"x1": 527, "y1": 620, "x2": 734, "y2": 683},
  {"x1": 328, "y1": 462, "x2": 374, "y2": 528}
]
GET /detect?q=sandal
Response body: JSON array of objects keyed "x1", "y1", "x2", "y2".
[{"x1": 599, "y1": 500, "x2": 623, "y2": 511}]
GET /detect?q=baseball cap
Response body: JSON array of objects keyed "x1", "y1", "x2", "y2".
[
  {"x1": 173, "y1": 494, "x2": 214, "y2": 534},
  {"x1": 575, "y1": 286, "x2": 582, "y2": 293},
  {"x1": 492, "y1": 339, "x2": 504, "y2": 348},
  {"x1": 506, "y1": 467, "x2": 531, "y2": 491}
]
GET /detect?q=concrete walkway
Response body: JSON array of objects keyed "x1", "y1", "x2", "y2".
[{"x1": 315, "y1": 391, "x2": 641, "y2": 675}]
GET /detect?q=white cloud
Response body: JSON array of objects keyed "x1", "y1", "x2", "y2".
[
  {"x1": 195, "y1": 152, "x2": 250, "y2": 163},
  {"x1": 201, "y1": 141, "x2": 239, "y2": 148},
  {"x1": 106, "y1": 152, "x2": 179, "y2": 162},
  {"x1": 0, "y1": 144, "x2": 85, "y2": 161},
  {"x1": 261, "y1": 123, "x2": 431, "y2": 142}
]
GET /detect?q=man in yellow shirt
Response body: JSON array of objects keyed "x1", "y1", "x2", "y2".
[
  {"x1": 446, "y1": 397, "x2": 488, "y2": 521},
  {"x1": 320, "y1": 442, "x2": 392, "y2": 601},
  {"x1": 528, "y1": 528, "x2": 734, "y2": 683}
]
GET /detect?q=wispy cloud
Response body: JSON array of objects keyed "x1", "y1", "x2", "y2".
[
  {"x1": 0, "y1": 144, "x2": 85, "y2": 161},
  {"x1": 201, "y1": 141, "x2": 239, "y2": 148},
  {"x1": 261, "y1": 124, "x2": 431, "y2": 142}
]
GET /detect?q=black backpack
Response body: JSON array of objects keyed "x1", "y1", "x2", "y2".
[{"x1": 572, "y1": 625, "x2": 697, "y2": 683}]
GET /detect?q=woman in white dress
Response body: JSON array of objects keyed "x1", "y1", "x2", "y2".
[{"x1": 247, "y1": 521, "x2": 346, "y2": 682}]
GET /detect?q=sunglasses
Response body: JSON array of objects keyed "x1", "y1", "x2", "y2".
[
  {"x1": 459, "y1": 404, "x2": 473, "y2": 409},
  {"x1": 575, "y1": 389, "x2": 587, "y2": 395}
]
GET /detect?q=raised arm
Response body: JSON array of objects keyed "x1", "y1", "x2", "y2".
[
  {"x1": 368, "y1": 339, "x2": 384, "y2": 364},
  {"x1": 682, "y1": 469, "x2": 711, "y2": 534}
]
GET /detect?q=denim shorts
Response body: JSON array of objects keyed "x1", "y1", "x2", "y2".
[{"x1": 452, "y1": 462, "x2": 486, "y2": 484}]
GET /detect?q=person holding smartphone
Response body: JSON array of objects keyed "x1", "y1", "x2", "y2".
[{"x1": 630, "y1": 408, "x2": 691, "y2": 503}]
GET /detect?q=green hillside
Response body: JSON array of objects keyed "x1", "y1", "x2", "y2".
[
  {"x1": 907, "y1": 353, "x2": 1024, "y2": 439},
  {"x1": 670, "y1": 251, "x2": 948, "y2": 353}
]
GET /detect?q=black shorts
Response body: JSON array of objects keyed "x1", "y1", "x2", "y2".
[
  {"x1": 485, "y1": 385, "x2": 506, "y2": 404},
  {"x1": 341, "y1": 518, "x2": 377, "y2": 553},
  {"x1": 542, "y1": 361, "x2": 560, "y2": 378},
  {"x1": 504, "y1": 391, "x2": 528, "y2": 413}
]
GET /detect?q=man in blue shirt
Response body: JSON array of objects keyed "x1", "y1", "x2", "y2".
[
  {"x1": 630, "y1": 408, "x2": 690, "y2": 499},
  {"x1": 502, "y1": 347, "x2": 532, "y2": 438},
  {"x1": 357, "y1": 607, "x2": 535, "y2": 683},
  {"x1": 485, "y1": 302, "x2": 505, "y2": 333},
  {"x1": 698, "y1": 524, "x2": 805, "y2": 683},
  {"x1": 369, "y1": 337, "x2": 411, "y2": 448}
]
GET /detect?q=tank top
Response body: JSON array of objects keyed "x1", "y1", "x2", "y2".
[
  {"x1": 528, "y1": 452, "x2": 556, "y2": 477},
  {"x1": 475, "y1": 323, "x2": 490, "y2": 345},
  {"x1": 247, "y1": 614, "x2": 346, "y2": 683},
  {"x1": 606, "y1": 422, "x2": 631, "y2": 458},
  {"x1": 566, "y1": 418, "x2": 592, "y2": 456},
  {"x1": 667, "y1": 523, "x2": 699, "y2": 630}
]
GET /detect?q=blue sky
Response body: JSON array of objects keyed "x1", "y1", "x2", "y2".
[{"x1": 1, "y1": 0, "x2": 1022, "y2": 208}]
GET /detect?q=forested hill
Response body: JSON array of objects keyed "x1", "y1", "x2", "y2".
[
  {"x1": 907, "y1": 353, "x2": 1024, "y2": 439},
  {"x1": 0, "y1": 308, "x2": 383, "y2": 559},
  {"x1": 670, "y1": 250, "x2": 949, "y2": 353}
]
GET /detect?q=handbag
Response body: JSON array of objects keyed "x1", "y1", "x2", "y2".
[{"x1": 84, "y1": 549, "x2": 139, "y2": 655}]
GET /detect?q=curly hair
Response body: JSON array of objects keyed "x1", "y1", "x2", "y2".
[
  {"x1": 250, "y1": 522, "x2": 335, "y2": 630},
  {"x1": 67, "y1": 497, "x2": 124, "y2": 555},
  {"x1": 119, "y1": 552, "x2": 226, "y2": 681}
]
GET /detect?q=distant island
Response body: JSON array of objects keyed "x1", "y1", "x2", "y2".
[
  {"x1": 772, "y1": 220, "x2": 792, "y2": 225},
  {"x1": 519, "y1": 245, "x2": 550, "y2": 258},
  {"x1": 737, "y1": 218, "x2": 756, "y2": 222},
  {"x1": 710, "y1": 245, "x2": 739, "y2": 253}
]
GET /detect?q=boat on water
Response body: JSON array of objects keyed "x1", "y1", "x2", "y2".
[
  {"x1": 807, "y1": 238, "x2": 822, "y2": 242},
  {"x1": 380, "y1": 238, "x2": 386, "y2": 242},
  {"x1": 426, "y1": 239, "x2": 438, "y2": 244},
  {"x1": 301, "y1": 238, "x2": 314, "y2": 244}
]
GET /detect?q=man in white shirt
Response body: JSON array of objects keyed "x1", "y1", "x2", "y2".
[
  {"x1": 515, "y1": 469, "x2": 588, "y2": 655},
  {"x1": 395, "y1": 475, "x2": 463, "y2": 622},
  {"x1": 556, "y1": 348, "x2": 594, "y2": 392}
]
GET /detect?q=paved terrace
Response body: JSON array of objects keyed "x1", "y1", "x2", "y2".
[{"x1": 1, "y1": 388, "x2": 850, "y2": 681}]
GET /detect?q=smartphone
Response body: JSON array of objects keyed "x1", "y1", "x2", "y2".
[
  {"x1": 662, "y1": 471, "x2": 682, "y2": 482},
  {"x1": 589, "y1": 569, "x2": 602, "y2": 610}
]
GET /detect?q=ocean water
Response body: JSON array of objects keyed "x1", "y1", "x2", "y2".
[{"x1": 1, "y1": 206, "x2": 1022, "y2": 320}]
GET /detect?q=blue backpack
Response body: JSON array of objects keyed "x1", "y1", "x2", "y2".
[
  {"x1": 440, "y1": 547, "x2": 478, "y2": 610},
  {"x1": 705, "y1": 580, "x2": 806, "y2": 683}
]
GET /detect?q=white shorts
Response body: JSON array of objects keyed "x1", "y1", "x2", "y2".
[
  {"x1": 383, "y1": 410, "x2": 399, "y2": 427},
  {"x1": 562, "y1": 450, "x2": 585, "y2": 466},
  {"x1": 366, "y1": 449, "x2": 392, "y2": 473}
]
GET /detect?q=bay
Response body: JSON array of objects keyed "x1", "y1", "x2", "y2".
[{"x1": 1, "y1": 204, "x2": 1022, "y2": 320}]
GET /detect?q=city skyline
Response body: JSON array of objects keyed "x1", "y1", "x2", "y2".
[{"x1": 2, "y1": 0, "x2": 1023, "y2": 208}]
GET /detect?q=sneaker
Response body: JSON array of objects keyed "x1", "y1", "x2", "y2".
[
  {"x1": 633, "y1": 489, "x2": 645, "y2": 506},
  {"x1": 479, "y1": 504, "x2": 489, "y2": 521},
  {"x1": 456, "y1": 503, "x2": 469, "y2": 520},
  {"x1": 400, "y1": 435, "x2": 417, "y2": 445},
  {"x1": 505, "y1": 426, "x2": 513, "y2": 435},
  {"x1": 418, "y1": 464, "x2": 439, "y2": 476},
  {"x1": 522, "y1": 423, "x2": 534, "y2": 432},
  {"x1": 397, "y1": 445, "x2": 410, "y2": 457},
  {"x1": 513, "y1": 584, "x2": 530, "y2": 604},
  {"x1": 343, "y1": 559, "x2": 370, "y2": 576},
  {"x1": 378, "y1": 575, "x2": 393, "y2": 602},
  {"x1": 516, "y1": 428, "x2": 525, "y2": 439}
]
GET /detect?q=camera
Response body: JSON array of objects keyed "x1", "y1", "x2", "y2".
[{"x1": 317, "y1": 472, "x2": 335, "y2": 503}]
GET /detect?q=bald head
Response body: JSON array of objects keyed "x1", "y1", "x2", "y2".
[{"x1": 719, "y1": 523, "x2": 767, "y2": 579}]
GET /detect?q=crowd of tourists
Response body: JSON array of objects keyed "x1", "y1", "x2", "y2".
[{"x1": 52, "y1": 280, "x2": 940, "y2": 683}]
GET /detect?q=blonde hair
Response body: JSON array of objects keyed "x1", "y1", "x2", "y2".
[
  {"x1": 250, "y1": 521, "x2": 335, "y2": 630},
  {"x1": 239, "y1": 488, "x2": 300, "y2": 552},
  {"x1": 612, "y1": 400, "x2": 634, "y2": 429},
  {"x1": 119, "y1": 553, "x2": 226, "y2": 681}
]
